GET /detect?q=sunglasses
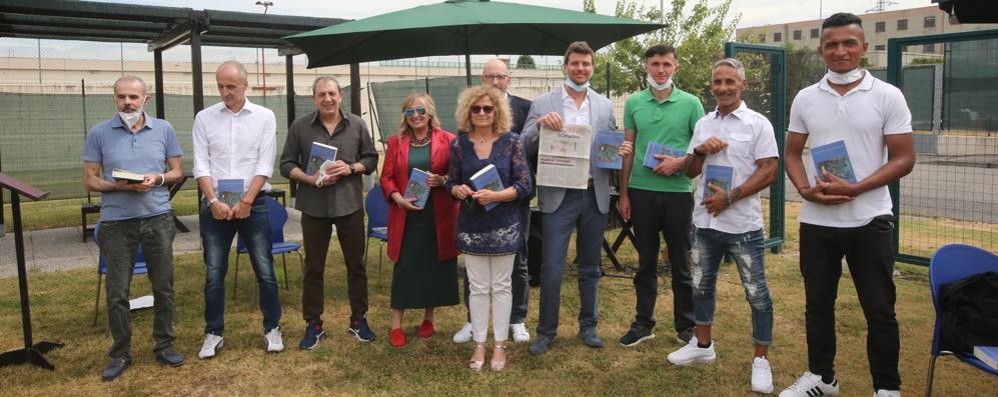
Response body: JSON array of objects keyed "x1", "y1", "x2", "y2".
[
  {"x1": 404, "y1": 107, "x2": 427, "y2": 117},
  {"x1": 471, "y1": 105, "x2": 495, "y2": 114}
]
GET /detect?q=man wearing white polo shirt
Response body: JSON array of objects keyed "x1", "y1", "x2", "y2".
[
  {"x1": 780, "y1": 12, "x2": 915, "y2": 397},
  {"x1": 664, "y1": 58, "x2": 778, "y2": 395}
]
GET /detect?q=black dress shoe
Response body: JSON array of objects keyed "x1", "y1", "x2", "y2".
[
  {"x1": 101, "y1": 357, "x2": 131, "y2": 381},
  {"x1": 156, "y1": 347, "x2": 185, "y2": 367}
]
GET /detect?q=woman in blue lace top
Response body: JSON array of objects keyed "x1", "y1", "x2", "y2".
[{"x1": 446, "y1": 85, "x2": 531, "y2": 372}]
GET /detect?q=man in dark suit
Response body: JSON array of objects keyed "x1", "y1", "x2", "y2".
[{"x1": 453, "y1": 58, "x2": 536, "y2": 345}]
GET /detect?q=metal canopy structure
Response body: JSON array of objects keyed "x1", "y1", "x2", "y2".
[{"x1": 0, "y1": 0, "x2": 353, "y2": 119}]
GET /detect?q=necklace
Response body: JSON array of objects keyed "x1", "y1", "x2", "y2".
[
  {"x1": 411, "y1": 131, "x2": 431, "y2": 146},
  {"x1": 471, "y1": 132, "x2": 488, "y2": 144}
]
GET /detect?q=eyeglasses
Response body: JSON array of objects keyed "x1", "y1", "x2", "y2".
[
  {"x1": 482, "y1": 74, "x2": 509, "y2": 81},
  {"x1": 404, "y1": 107, "x2": 427, "y2": 117},
  {"x1": 470, "y1": 105, "x2": 495, "y2": 114}
]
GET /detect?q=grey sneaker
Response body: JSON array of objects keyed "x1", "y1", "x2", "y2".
[
  {"x1": 529, "y1": 334, "x2": 555, "y2": 356},
  {"x1": 578, "y1": 328, "x2": 604, "y2": 348}
]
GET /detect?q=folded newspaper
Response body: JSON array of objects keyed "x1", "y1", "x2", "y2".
[{"x1": 536, "y1": 124, "x2": 592, "y2": 189}]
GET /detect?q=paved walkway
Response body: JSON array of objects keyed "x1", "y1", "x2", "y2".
[{"x1": 0, "y1": 210, "x2": 305, "y2": 279}]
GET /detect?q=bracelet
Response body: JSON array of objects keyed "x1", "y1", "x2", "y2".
[
  {"x1": 314, "y1": 176, "x2": 323, "y2": 188},
  {"x1": 157, "y1": 173, "x2": 166, "y2": 186},
  {"x1": 693, "y1": 147, "x2": 707, "y2": 157},
  {"x1": 723, "y1": 190, "x2": 733, "y2": 206}
]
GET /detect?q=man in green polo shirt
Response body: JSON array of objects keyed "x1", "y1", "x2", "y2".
[{"x1": 618, "y1": 44, "x2": 705, "y2": 348}]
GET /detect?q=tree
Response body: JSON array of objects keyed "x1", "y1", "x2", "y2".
[
  {"x1": 516, "y1": 55, "x2": 536, "y2": 69},
  {"x1": 584, "y1": 0, "x2": 740, "y2": 100}
]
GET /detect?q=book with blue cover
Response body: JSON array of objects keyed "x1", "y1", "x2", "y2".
[
  {"x1": 974, "y1": 346, "x2": 998, "y2": 370},
  {"x1": 403, "y1": 168, "x2": 432, "y2": 209},
  {"x1": 594, "y1": 130, "x2": 625, "y2": 170},
  {"x1": 643, "y1": 141, "x2": 685, "y2": 175},
  {"x1": 306, "y1": 142, "x2": 338, "y2": 176},
  {"x1": 217, "y1": 179, "x2": 243, "y2": 207},
  {"x1": 469, "y1": 164, "x2": 504, "y2": 212},
  {"x1": 810, "y1": 140, "x2": 857, "y2": 184},
  {"x1": 703, "y1": 164, "x2": 734, "y2": 199}
]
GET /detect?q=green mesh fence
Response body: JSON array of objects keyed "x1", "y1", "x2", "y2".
[
  {"x1": 368, "y1": 76, "x2": 466, "y2": 143},
  {"x1": 891, "y1": 34, "x2": 998, "y2": 263},
  {"x1": 0, "y1": 85, "x2": 351, "y2": 201}
]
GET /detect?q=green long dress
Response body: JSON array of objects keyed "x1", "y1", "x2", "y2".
[{"x1": 390, "y1": 142, "x2": 459, "y2": 309}]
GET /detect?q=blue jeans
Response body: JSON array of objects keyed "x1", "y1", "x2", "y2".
[
  {"x1": 536, "y1": 188, "x2": 606, "y2": 337},
  {"x1": 200, "y1": 197, "x2": 281, "y2": 335},
  {"x1": 691, "y1": 227, "x2": 773, "y2": 345}
]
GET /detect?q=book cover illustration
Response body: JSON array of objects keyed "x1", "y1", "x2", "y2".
[
  {"x1": 703, "y1": 164, "x2": 734, "y2": 199},
  {"x1": 111, "y1": 168, "x2": 145, "y2": 184},
  {"x1": 403, "y1": 168, "x2": 432, "y2": 208},
  {"x1": 973, "y1": 346, "x2": 998, "y2": 370},
  {"x1": 217, "y1": 179, "x2": 244, "y2": 207},
  {"x1": 643, "y1": 141, "x2": 685, "y2": 175},
  {"x1": 594, "y1": 130, "x2": 625, "y2": 170},
  {"x1": 469, "y1": 164, "x2": 504, "y2": 212},
  {"x1": 306, "y1": 142, "x2": 338, "y2": 176},
  {"x1": 810, "y1": 140, "x2": 857, "y2": 184}
]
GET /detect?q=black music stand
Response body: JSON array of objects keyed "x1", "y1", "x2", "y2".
[{"x1": 0, "y1": 173, "x2": 63, "y2": 370}]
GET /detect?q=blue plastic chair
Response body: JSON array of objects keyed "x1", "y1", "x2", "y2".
[
  {"x1": 364, "y1": 184, "x2": 389, "y2": 282},
  {"x1": 232, "y1": 196, "x2": 302, "y2": 299},
  {"x1": 925, "y1": 244, "x2": 998, "y2": 396},
  {"x1": 93, "y1": 223, "x2": 149, "y2": 325}
]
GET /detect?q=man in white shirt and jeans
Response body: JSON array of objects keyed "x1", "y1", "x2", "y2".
[
  {"x1": 780, "y1": 12, "x2": 915, "y2": 397},
  {"x1": 193, "y1": 60, "x2": 284, "y2": 358},
  {"x1": 665, "y1": 58, "x2": 779, "y2": 394}
]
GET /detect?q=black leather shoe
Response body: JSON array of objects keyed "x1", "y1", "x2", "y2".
[
  {"x1": 155, "y1": 347, "x2": 185, "y2": 367},
  {"x1": 578, "y1": 328, "x2": 605, "y2": 348},
  {"x1": 101, "y1": 357, "x2": 131, "y2": 381}
]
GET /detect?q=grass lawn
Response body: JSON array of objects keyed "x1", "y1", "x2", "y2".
[{"x1": 2, "y1": 220, "x2": 996, "y2": 395}]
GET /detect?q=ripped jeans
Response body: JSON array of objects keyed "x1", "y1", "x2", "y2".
[{"x1": 691, "y1": 227, "x2": 773, "y2": 345}]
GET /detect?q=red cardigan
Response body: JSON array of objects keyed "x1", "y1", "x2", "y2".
[{"x1": 379, "y1": 128, "x2": 459, "y2": 262}]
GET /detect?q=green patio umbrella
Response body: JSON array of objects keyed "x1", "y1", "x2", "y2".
[{"x1": 284, "y1": 0, "x2": 665, "y2": 84}]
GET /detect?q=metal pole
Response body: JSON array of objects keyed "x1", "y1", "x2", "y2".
[
  {"x1": 154, "y1": 50, "x2": 165, "y2": 120},
  {"x1": 11, "y1": 193, "x2": 33, "y2": 350},
  {"x1": 285, "y1": 55, "x2": 295, "y2": 126},
  {"x1": 36, "y1": 39, "x2": 41, "y2": 84},
  {"x1": 350, "y1": 63, "x2": 361, "y2": 116},
  {"x1": 119, "y1": 43, "x2": 124, "y2": 75},
  {"x1": 659, "y1": 0, "x2": 664, "y2": 42},
  {"x1": 190, "y1": 24, "x2": 204, "y2": 114}
]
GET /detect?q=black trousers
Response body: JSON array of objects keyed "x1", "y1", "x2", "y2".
[
  {"x1": 799, "y1": 216, "x2": 900, "y2": 391},
  {"x1": 628, "y1": 188, "x2": 695, "y2": 332}
]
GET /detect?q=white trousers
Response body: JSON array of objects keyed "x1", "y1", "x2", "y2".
[{"x1": 464, "y1": 253, "x2": 515, "y2": 343}]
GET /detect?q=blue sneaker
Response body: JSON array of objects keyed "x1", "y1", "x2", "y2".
[
  {"x1": 299, "y1": 321, "x2": 324, "y2": 350},
  {"x1": 348, "y1": 316, "x2": 376, "y2": 342}
]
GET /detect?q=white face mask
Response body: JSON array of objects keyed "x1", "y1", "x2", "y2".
[
  {"x1": 118, "y1": 103, "x2": 144, "y2": 129},
  {"x1": 564, "y1": 78, "x2": 591, "y2": 93},
  {"x1": 646, "y1": 74, "x2": 673, "y2": 91},
  {"x1": 825, "y1": 68, "x2": 864, "y2": 85}
]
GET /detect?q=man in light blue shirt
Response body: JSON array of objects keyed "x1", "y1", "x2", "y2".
[{"x1": 82, "y1": 75, "x2": 184, "y2": 381}]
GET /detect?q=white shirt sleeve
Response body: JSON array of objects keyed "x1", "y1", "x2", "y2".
[
  {"x1": 882, "y1": 87, "x2": 913, "y2": 135},
  {"x1": 254, "y1": 111, "x2": 277, "y2": 178},
  {"x1": 787, "y1": 92, "x2": 809, "y2": 134},
  {"x1": 192, "y1": 113, "x2": 211, "y2": 180},
  {"x1": 754, "y1": 116, "x2": 780, "y2": 160}
]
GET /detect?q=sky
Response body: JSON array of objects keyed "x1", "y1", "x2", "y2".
[{"x1": 0, "y1": 0, "x2": 938, "y2": 65}]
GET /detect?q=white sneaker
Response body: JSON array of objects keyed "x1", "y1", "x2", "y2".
[
  {"x1": 511, "y1": 323, "x2": 530, "y2": 343},
  {"x1": 666, "y1": 336, "x2": 716, "y2": 366},
  {"x1": 452, "y1": 322, "x2": 473, "y2": 344},
  {"x1": 779, "y1": 371, "x2": 839, "y2": 397},
  {"x1": 874, "y1": 390, "x2": 901, "y2": 397},
  {"x1": 751, "y1": 357, "x2": 774, "y2": 394},
  {"x1": 265, "y1": 327, "x2": 284, "y2": 353},
  {"x1": 198, "y1": 334, "x2": 224, "y2": 359}
]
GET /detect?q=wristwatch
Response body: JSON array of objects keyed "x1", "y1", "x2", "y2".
[
  {"x1": 692, "y1": 147, "x2": 707, "y2": 157},
  {"x1": 208, "y1": 197, "x2": 219, "y2": 207},
  {"x1": 348, "y1": 163, "x2": 357, "y2": 174}
]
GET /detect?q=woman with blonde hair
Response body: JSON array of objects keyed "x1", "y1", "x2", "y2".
[
  {"x1": 445, "y1": 85, "x2": 531, "y2": 371},
  {"x1": 380, "y1": 93, "x2": 460, "y2": 348}
]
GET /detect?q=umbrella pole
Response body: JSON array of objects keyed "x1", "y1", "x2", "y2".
[{"x1": 464, "y1": 32, "x2": 472, "y2": 86}]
